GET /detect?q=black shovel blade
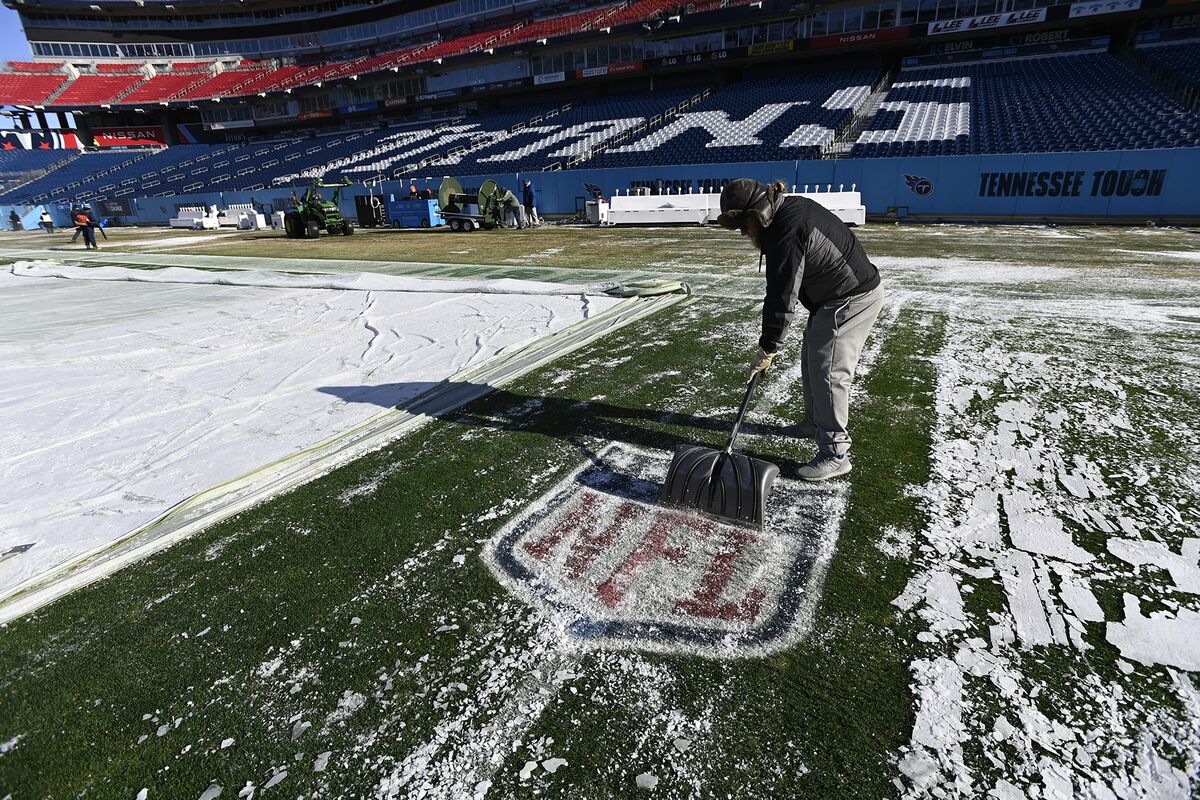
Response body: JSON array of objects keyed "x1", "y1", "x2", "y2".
[{"x1": 658, "y1": 443, "x2": 780, "y2": 526}]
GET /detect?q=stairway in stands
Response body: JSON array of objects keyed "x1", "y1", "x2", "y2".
[{"x1": 821, "y1": 65, "x2": 897, "y2": 158}]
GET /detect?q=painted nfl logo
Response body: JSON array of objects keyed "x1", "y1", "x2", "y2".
[{"x1": 485, "y1": 443, "x2": 845, "y2": 659}]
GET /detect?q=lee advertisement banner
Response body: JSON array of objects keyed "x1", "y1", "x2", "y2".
[
  {"x1": 0, "y1": 131, "x2": 80, "y2": 150},
  {"x1": 929, "y1": 8, "x2": 1046, "y2": 35},
  {"x1": 92, "y1": 126, "x2": 167, "y2": 147}
]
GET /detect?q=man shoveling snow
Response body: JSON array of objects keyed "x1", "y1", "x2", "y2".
[{"x1": 717, "y1": 179, "x2": 884, "y2": 481}]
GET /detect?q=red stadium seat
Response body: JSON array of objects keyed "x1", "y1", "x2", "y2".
[{"x1": 53, "y1": 74, "x2": 144, "y2": 106}]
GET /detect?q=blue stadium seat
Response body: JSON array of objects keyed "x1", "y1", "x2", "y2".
[{"x1": 850, "y1": 51, "x2": 1199, "y2": 158}]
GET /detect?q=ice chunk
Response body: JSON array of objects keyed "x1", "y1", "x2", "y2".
[
  {"x1": 519, "y1": 761, "x2": 538, "y2": 780},
  {"x1": 314, "y1": 751, "x2": 331, "y2": 773},
  {"x1": 198, "y1": 785, "x2": 222, "y2": 800},
  {"x1": 1053, "y1": 566, "x2": 1104, "y2": 623},
  {"x1": 996, "y1": 550, "x2": 1053, "y2": 647},
  {"x1": 542, "y1": 757, "x2": 567, "y2": 774},
  {"x1": 636, "y1": 772, "x2": 659, "y2": 790},
  {"x1": 262, "y1": 771, "x2": 286, "y2": 790},
  {"x1": 921, "y1": 571, "x2": 968, "y2": 633},
  {"x1": 1107, "y1": 538, "x2": 1200, "y2": 594},
  {"x1": 1057, "y1": 472, "x2": 1091, "y2": 499},
  {"x1": 1003, "y1": 492, "x2": 1093, "y2": 564},
  {"x1": 1106, "y1": 594, "x2": 1200, "y2": 670}
]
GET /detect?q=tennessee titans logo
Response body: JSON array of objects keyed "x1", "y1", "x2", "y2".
[{"x1": 904, "y1": 175, "x2": 934, "y2": 198}]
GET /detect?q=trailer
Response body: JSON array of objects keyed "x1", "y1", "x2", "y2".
[
  {"x1": 386, "y1": 197, "x2": 444, "y2": 228},
  {"x1": 438, "y1": 177, "x2": 505, "y2": 232}
]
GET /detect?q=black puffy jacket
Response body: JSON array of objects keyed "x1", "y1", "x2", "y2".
[{"x1": 756, "y1": 196, "x2": 880, "y2": 353}]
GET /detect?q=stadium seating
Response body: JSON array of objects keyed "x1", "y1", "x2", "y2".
[
  {"x1": 0, "y1": 73, "x2": 68, "y2": 105},
  {"x1": 850, "y1": 52, "x2": 1200, "y2": 157},
  {"x1": 0, "y1": 149, "x2": 77, "y2": 194},
  {"x1": 220, "y1": 65, "x2": 306, "y2": 96},
  {"x1": 0, "y1": 151, "x2": 150, "y2": 202},
  {"x1": 0, "y1": 0, "x2": 686, "y2": 106},
  {"x1": 8, "y1": 38, "x2": 1200, "y2": 207},
  {"x1": 52, "y1": 75, "x2": 144, "y2": 106},
  {"x1": 1138, "y1": 41, "x2": 1200, "y2": 92},
  {"x1": 585, "y1": 67, "x2": 881, "y2": 167},
  {"x1": 119, "y1": 66, "x2": 213, "y2": 105},
  {"x1": 438, "y1": 89, "x2": 703, "y2": 174},
  {"x1": 172, "y1": 65, "x2": 273, "y2": 101},
  {"x1": 6, "y1": 62, "x2": 63, "y2": 74}
]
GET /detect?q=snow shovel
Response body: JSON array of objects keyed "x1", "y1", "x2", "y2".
[{"x1": 658, "y1": 371, "x2": 779, "y2": 527}]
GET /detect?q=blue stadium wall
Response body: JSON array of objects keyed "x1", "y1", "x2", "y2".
[{"x1": 12, "y1": 147, "x2": 1199, "y2": 228}]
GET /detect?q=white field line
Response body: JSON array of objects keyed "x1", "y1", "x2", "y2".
[{"x1": 375, "y1": 630, "x2": 582, "y2": 800}]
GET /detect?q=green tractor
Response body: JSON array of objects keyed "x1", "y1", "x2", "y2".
[{"x1": 284, "y1": 176, "x2": 355, "y2": 239}]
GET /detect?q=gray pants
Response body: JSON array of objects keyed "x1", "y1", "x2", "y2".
[{"x1": 801, "y1": 284, "x2": 885, "y2": 455}]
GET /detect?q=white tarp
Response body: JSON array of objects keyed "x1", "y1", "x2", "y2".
[{"x1": 0, "y1": 262, "x2": 621, "y2": 596}]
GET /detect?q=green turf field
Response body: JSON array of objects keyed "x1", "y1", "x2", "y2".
[{"x1": 0, "y1": 222, "x2": 1197, "y2": 799}]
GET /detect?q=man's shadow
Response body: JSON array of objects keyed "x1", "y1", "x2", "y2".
[{"x1": 318, "y1": 381, "x2": 808, "y2": 480}]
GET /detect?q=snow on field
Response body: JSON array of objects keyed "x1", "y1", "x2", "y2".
[
  {"x1": 0, "y1": 261, "x2": 620, "y2": 597},
  {"x1": 894, "y1": 290, "x2": 1200, "y2": 798}
]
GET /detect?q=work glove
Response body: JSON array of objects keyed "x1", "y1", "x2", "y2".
[{"x1": 747, "y1": 347, "x2": 776, "y2": 380}]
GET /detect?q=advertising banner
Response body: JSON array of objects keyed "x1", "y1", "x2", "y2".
[
  {"x1": 92, "y1": 127, "x2": 166, "y2": 147},
  {"x1": 534, "y1": 71, "x2": 566, "y2": 85},
  {"x1": 98, "y1": 198, "x2": 134, "y2": 216},
  {"x1": 811, "y1": 26, "x2": 911, "y2": 49},
  {"x1": 928, "y1": 8, "x2": 1046, "y2": 35},
  {"x1": 648, "y1": 49, "x2": 743, "y2": 70},
  {"x1": 1069, "y1": 0, "x2": 1141, "y2": 17},
  {"x1": 338, "y1": 101, "x2": 379, "y2": 115},
  {"x1": 416, "y1": 89, "x2": 459, "y2": 102},
  {"x1": 747, "y1": 40, "x2": 795, "y2": 56},
  {"x1": 207, "y1": 119, "x2": 255, "y2": 130}
]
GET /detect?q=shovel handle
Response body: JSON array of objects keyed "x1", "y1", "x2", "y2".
[{"x1": 724, "y1": 371, "x2": 762, "y2": 453}]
